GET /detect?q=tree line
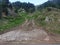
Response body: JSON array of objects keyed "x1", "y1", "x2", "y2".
[
  {"x1": 12, "y1": 1, "x2": 35, "y2": 13},
  {"x1": 37, "y1": 1, "x2": 60, "y2": 10},
  {"x1": 0, "y1": 0, "x2": 35, "y2": 19}
]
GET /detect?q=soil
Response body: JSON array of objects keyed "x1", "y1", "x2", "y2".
[{"x1": 0, "y1": 19, "x2": 60, "y2": 44}]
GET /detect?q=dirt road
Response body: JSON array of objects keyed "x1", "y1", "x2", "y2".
[{"x1": 0, "y1": 19, "x2": 60, "y2": 44}]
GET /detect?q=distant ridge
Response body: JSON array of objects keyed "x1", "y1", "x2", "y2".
[{"x1": 48, "y1": 0, "x2": 60, "y2": 3}]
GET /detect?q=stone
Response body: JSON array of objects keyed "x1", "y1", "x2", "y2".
[{"x1": 45, "y1": 17, "x2": 49, "y2": 22}]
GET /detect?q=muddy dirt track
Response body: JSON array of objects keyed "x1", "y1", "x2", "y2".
[{"x1": 0, "y1": 19, "x2": 60, "y2": 44}]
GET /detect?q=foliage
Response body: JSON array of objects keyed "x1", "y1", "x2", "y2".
[
  {"x1": 34, "y1": 8, "x2": 60, "y2": 34},
  {"x1": 0, "y1": 0, "x2": 35, "y2": 19},
  {"x1": 12, "y1": 2, "x2": 35, "y2": 13},
  {"x1": 0, "y1": 0, "x2": 9, "y2": 18},
  {"x1": 0, "y1": 14, "x2": 25, "y2": 33},
  {"x1": 37, "y1": 1, "x2": 60, "y2": 10}
]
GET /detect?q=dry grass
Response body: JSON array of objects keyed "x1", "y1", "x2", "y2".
[{"x1": 35, "y1": 7, "x2": 60, "y2": 34}]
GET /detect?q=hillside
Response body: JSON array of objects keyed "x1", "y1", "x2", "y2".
[
  {"x1": 0, "y1": 0, "x2": 60, "y2": 44},
  {"x1": 37, "y1": 0, "x2": 60, "y2": 10},
  {"x1": 0, "y1": 7, "x2": 60, "y2": 43},
  {"x1": 35, "y1": 7, "x2": 60, "y2": 34}
]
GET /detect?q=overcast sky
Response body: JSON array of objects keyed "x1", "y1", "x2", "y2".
[{"x1": 9, "y1": 0, "x2": 48, "y2": 5}]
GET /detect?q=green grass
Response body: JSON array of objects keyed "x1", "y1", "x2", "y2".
[{"x1": 0, "y1": 15, "x2": 25, "y2": 33}]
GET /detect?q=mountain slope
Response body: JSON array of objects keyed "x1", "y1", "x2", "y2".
[
  {"x1": 35, "y1": 7, "x2": 60, "y2": 34},
  {"x1": 37, "y1": 0, "x2": 60, "y2": 10}
]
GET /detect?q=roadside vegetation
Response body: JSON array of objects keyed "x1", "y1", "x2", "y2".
[
  {"x1": 0, "y1": 0, "x2": 60, "y2": 35},
  {"x1": 34, "y1": 7, "x2": 60, "y2": 34},
  {"x1": 0, "y1": 14, "x2": 25, "y2": 33}
]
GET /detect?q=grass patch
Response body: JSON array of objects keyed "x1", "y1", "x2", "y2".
[{"x1": 0, "y1": 15, "x2": 25, "y2": 33}]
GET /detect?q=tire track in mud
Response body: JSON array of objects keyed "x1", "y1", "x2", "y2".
[{"x1": 0, "y1": 19, "x2": 55, "y2": 43}]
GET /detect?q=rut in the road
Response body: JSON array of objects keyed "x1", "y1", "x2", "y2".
[{"x1": 0, "y1": 19, "x2": 50, "y2": 42}]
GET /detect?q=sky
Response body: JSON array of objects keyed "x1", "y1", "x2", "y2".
[{"x1": 9, "y1": 0, "x2": 48, "y2": 5}]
